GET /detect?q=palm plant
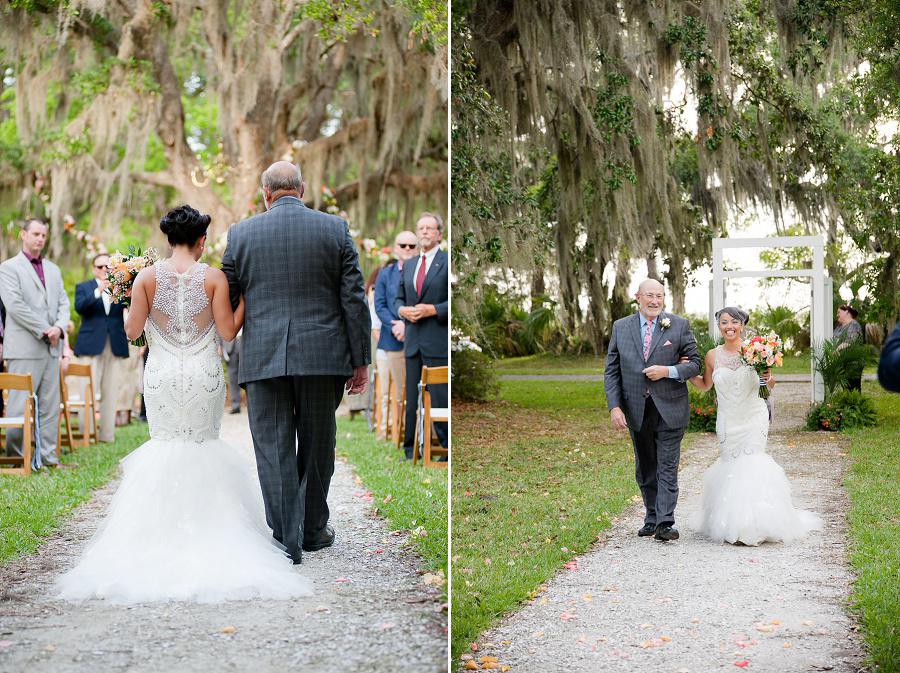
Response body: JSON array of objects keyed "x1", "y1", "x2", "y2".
[
  {"x1": 809, "y1": 336, "x2": 879, "y2": 401},
  {"x1": 754, "y1": 305, "x2": 807, "y2": 354}
]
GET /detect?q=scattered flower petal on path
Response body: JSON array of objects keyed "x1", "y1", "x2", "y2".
[
  {"x1": 734, "y1": 661, "x2": 749, "y2": 668},
  {"x1": 220, "y1": 626, "x2": 236, "y2": 633},
  {"x1": 560, "y1": 612, "x2": 576, "y2": 621}
]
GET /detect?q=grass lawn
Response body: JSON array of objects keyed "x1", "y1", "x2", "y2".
[
  {"x1": 493, "y1": 353, "x2": 604, "y2": 376},
  {"x1": 0, "y1": 421, "x2": 150, "y2": 565},
  {"x1": 336, "y1": 416, "x2": 448, "y2": 581},
  {"x1": 451, "y1": 379, "x2": 643, "y2": 660},
  {"x1": 844, "y1": 384, "x2": 900, "y2": 670}
]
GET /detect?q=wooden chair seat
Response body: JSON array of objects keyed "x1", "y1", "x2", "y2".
[
  {"x1": 58, "y1": 362, "x2": 98, "y2": 452},
  {"x1": 0, "y1": 372, "x2": 37, "y2": 475},
  {"x1": 412, "y1": 365, "x2": 449, "y2": 468}
]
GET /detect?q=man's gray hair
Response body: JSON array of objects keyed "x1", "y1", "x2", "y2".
[
  {"x1": 262, "y1": 163, "x2": 303, "y2": 193},
  {"x1": 417, "y1": 211, "x2": 443, "y2": 233}
]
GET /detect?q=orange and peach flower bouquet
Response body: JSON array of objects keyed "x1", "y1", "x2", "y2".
[
  {"x1": 740, "y1": 332, "x2": 784, "y2": 399},
  {"x1": 106, "y1": 246, "x2": 160, "y2": 346}
]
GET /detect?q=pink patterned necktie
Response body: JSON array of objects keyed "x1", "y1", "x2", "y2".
[{"x1": 642, "y1": 319, "x2": 653, "y2": 362}]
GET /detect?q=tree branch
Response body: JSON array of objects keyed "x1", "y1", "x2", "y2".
[{"x1": 130, "y1": 170, "x2": 177, "y2": 188}]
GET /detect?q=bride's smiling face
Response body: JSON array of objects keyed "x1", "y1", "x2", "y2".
[{"x1": 718, "y1": 312, "x2": 743, "y2": 341}]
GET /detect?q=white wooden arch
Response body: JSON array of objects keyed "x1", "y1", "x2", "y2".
[{"x1": 710, "y1": 236, "x2": 832, "y2": 402}]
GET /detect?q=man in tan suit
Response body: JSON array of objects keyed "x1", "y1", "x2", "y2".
[{"x1": 0, "y1": 218, "x2": 71, "y2": 468}]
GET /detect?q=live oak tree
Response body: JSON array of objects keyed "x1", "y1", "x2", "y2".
[
  {"x1": 453, "y1": 0, "x2": 900, "y2": 354},
  {"x1": 0, "y1": 0, "x2": 447, "y2": 255}
]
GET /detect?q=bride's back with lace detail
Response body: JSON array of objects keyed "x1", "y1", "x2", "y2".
[{"x1": 144, "y1": 261, "x2": 225, "y2": 442}]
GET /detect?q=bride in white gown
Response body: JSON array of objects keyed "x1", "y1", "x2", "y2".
[
  {"x1": 56, "y1": 205, "x2": 312, "y2": 603},
  {"x1": 687, "y1": 306, "x2": 822, "y2": 546}
]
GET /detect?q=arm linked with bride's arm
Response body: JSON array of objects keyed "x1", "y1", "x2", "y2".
[
  {"x1": 687, "y1": 349, "x2": 715, "y2": 391},
  {"x1": 672, "y1": 320, "x2": 702, "y2": 381},
  {"x1": 208, "y1": 268, "x2": 241, "y2": 341}
]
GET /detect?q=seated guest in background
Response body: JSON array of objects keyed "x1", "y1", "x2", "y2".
[
  {"x1": 879, "y1": 321, "x2": 900, "y2": 393},
  {"x1": 0, "y1": 218, "x2": 71, "y2": 468},
  {"x1": 833, "y1": 304, "x2": 865, "y2": 391},
  {"x1": 395, "y1": 214, "x2": 448, "y2": 460},
  {"x1": 73, "y1": 253, "x2": 129, "y2": 443},
  {"x1": 374, "y1": 231, "x2": 418, "y2": 441}
]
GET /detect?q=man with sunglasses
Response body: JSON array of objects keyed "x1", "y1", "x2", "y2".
[
  {"x1": 73, "y1": 253, "x2": 130, "y2": 443},
  {"x1": 373, "y1": 231, "x2": 419, "y2": 439}
]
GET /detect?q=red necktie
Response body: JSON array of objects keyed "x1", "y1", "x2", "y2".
[{"x1": 415, "y1": 255, "x2": 427, "y2": 297}]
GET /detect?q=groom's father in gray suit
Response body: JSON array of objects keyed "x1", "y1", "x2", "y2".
[
  {"x1": 604, "y1": 279, "x2": 701, "y2": 541},
  {"x1": 0, "y1": 218, "x2": 71, "y2": 468},
  {"x1": 222, "y1": 162, "x2": 370, "y2": 564}
]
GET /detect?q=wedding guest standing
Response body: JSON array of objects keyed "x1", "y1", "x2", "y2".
[
  {"x1": 374, "y1": 230, "x2": 419, "y2": 441},
  {"x1": 395, "y1": 213, "x2": 448, "y2": 460},
  {"x1": 0, "y1": 218, "x2": 71, "y2": 468},
  {"x1": 833, "y1": 304, "x2": 865, "y2": 391},
  {"x1": 74, "y1": 253, "x2": 130, "y2": 442},
  {"x1": 879, "y1": 321, "x2": 900, "y2": 393}
]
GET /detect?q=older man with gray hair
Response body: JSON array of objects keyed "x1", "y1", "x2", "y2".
[
  {"x1": 222, "y1": 160, "x2": 371, "y2": 564},
  {"x1": 395, "y1": 211, "x2": 449, "y2": 460}
]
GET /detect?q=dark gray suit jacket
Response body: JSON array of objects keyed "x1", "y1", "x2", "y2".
[
  {"x1": 604, "y1": 312, "x2": 701, "y2": 430},
  {"x1": 221, "y1": 196, "x2": 371, "y2": 385},
  {"x1": 394, "y1": 248, "x2": 449, "y2": 358}
]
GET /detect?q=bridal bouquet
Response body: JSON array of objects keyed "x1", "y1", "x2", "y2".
[
  {"x1": 740, "y1": 332, "x2": 783, "y2": 399},
  {"x1": 106, "y1": 246, "x2": 160, "y2": 346}
]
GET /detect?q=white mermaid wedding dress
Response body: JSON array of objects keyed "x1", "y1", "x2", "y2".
[
  {"x1": 690, "y1": 346, "x2": 823, "y2": 546},
  {"x1": 56, "y1": 262, "x2": 312, "y2": 603}
]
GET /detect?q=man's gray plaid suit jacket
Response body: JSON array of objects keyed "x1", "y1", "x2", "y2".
[
  {"x1": 221, "y1": 196, "x2": 371, "y2": 383},
  {"x1": 604, "y1": 312, "x2": 701, "y2": 430}
]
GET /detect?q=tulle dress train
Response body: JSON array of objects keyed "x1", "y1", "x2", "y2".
[
  {"x1": 690, "y1": 346, "x2": 823, "y2": 546},
  {"x1": 55, "y1": 262, "x2": 312, "y2": 603}
]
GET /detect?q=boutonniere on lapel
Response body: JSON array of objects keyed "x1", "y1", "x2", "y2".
[{"x1": 660, "y1": 318, "x2": 671, "y2": 330}]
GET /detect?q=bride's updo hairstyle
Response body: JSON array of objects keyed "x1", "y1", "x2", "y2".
[
  {"x1": 715, "y1": 306, "x2": 750, "y2": 325},
  {"x1": 159, "y1": 205, "x2": 211, "y2": 246}
]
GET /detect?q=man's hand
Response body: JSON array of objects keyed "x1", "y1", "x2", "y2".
[
  {"x1": 390, "y1": 319, "x2": 405, "y2": 341},
  {"x1": 610, "y1": 407, "x2": 628, "y2": 430},
  {"x1": 642, "y1": 365, "x2": 669, "y2": 381},
  {"x1": 45, "y1": 325, "x2": 63, "y2": 348},
  {"x1": 345, "y1": 365, "x2": 368, "y2": 395},
  {"x1": 399, "y1": 304, "x2": 436, "y2": 323},
  {"x1": 96, "y1": 277, "x2": 110, "y2": 293}
]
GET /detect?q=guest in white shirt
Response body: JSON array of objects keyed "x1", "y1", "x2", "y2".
[{"x1": 73, "y1": 254, "x2": 130, "y2": 443}]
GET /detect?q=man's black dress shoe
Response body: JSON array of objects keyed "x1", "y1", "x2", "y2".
[
  {"x1": 302, "y1": 524, "x2": 335, "y2": 552},
  {"x1": 654, "y1": 525, "x2": 679, "y2": 541},
  {"x1": 638, "y1": 523, "x2": 656, "y2": 537}
]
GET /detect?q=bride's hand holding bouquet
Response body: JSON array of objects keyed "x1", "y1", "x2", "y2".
[
  {"x1": 740, "y1": 332, "x2": 783, "y2": 399},
  {"x1": 107, "y1": 246, "x2": 160, "y2": 346}
]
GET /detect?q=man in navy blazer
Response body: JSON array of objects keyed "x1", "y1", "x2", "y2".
[
  {"x1": 73, "y1": 253, "x2": 130, "y2": 442},
  {"x1": 395, "y1": 213, "x2": 449, "y2": 459},
  {"x1": 374, "y1": 230, "x2": 419, "y2": 438},
  {"x1": 879, "y1": 321, "x2": 900, "y2": 393}
]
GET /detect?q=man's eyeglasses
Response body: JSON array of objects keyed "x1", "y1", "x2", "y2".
[
  {"x1": 94, "y1": 264, "x2": 107, "y2": 269},
  {"x1": 397, "y1": 243, "x2": 417, "y2": 249}
]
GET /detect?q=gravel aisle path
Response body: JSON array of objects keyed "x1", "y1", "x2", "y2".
[
  {"x1": 474, "y1": 383, "x2": 865, "y2": 672},
  {"x1": 0, "y1": 411, "x2": 448, "y2": 673}
]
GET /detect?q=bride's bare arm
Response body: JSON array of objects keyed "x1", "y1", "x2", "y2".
[
  {"x1": 208, "y1": 268, "x2": 242, "y2": 341},
  {"x1": 125, "y1": 268, "x2": 154, "y2": 341},
  {"x1": 686, "y1": 349, "x2": 715, "y2": 391}
]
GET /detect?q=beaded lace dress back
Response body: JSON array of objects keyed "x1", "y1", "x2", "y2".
[{"x1": 144, "y1": 261, "x2": 224, "y2": 442}]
